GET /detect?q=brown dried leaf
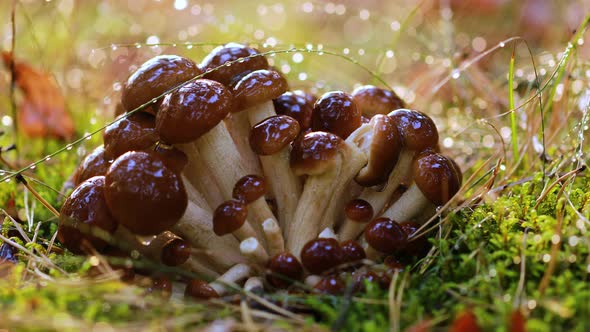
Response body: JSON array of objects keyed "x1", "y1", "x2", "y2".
[{"x1": 2, "y1": 52, "x2": 74, "y2": 140}]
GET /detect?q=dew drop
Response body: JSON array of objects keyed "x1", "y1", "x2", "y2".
[
  {"x1": 66, "y1": 144, "x2": 73, "y2": 151},
  {"x1": 499, "y1": 42, "x2": 505, "y2": 48},
  {"x1": 451, "y1": 69, "x2": 461, "y2": 79}
]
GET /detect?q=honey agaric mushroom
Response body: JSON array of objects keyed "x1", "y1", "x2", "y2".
[
  {"x1": 262, "y1": 218, "x2": 285, "y2": 256},
  {"x1": 300, "y1": 238, "x2": 345, "y2": 274},
  {"x1": 185, "y1": 280, "x2": 220, "y2": 300},
  {"x1": 58, "y1": 176, "x2": 118, "y2": 253},
  {"x1": 381, "y1": 151, "x2": 461, "y2": 222},
  {"x1": 122, "y1": 55, "x2": 202, "y2": 114},
  {"x1": 352, "y1": 85, "x2": 405, "y2": 117},
  {"x1": 249, "y1": 116, "x2": 302, "y2": 230},
  {"x1": 266, "y1": 252, "x2": 303, "y2": 288},
  {"x1": 103, "y1": 112, "x2": 159, "y2": 160},
  {"x1": 364, "y1": 218, "x2": 408, "y2": 258},
  {"x1": 273, "y1": 90, "x2": 316, "y2": 131},
  {"x1": 340, "y1": 240, "x2": 367, "y2": 263},
  {"x1": 73, "y1": 145, "x2": 111, "y2": 185},
  {"x1": 312, "y1": 91, "x2": 362, "y2": 139},
  {"x1": 186, "y1": 264, "x2": 252, "y2": 299},
  {"x1": 338, "y1": 199, "x2": 374, "y2": 240},
  {"x1": 213, "y1": 200, "x2": 257, "y2": 242},
  {"x1": 239, "y1": 237, "x2": 269, "y2": 265},
  {"x1": 313, "y1": 275, "x2": 345, "y2": 295},
  {"x1": 287, "y1": 131, "x2": 367, "y2": 256}
]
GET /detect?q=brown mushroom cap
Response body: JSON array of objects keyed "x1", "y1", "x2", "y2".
[
  {"x1": 314, "y1": 275, "x2": 345, "y2": 295},
  {"x1": 161, "y1": 238, "x2": 191, "y2": 266},
  {"x1": 388, "y1": 109, "x2": 439, "y2": 152},
  {"x1": 233, "y1": 69, "x2": 288, "y2": 110},
  {"x1": 355, "y1": 114, "x2": 402, "y2": 186},
  {"x1": 103, "y1": 112, "x2": 159, "y2": 160},
  {"x1": 364, "y1": 218, "x2": 407, "y2": 254},
  {"x1": 201, "y1": 43, "x2": 268, "y2": 86},
  {"x1": 185, "y1": 279, "x2": 220, "y2": 299},
  {"x1": 344, "y1": 199, "x2": 373, "y2": 223},
  {"x1": 156, "y1": 79, "x2": 233, "y2": 144},
  {"x1": 148, "y1": 276, "x2": 173, "y2": 298},
  {"x1": 290, "y1": 131, "x2": 343, "y2": 176},
  {"x1": 212, "y1": 200, "x2": 248, "y2": 236},
  {"x1": 312, "y1": 91, "x2": 361, "y2": 139},
  {"x1": 58, "y1": 176, "x2": 118, "y2": 254},
  {"x1": 413, "y1": 152, "x2": 461, "y2": 206},
  {"x1": 352, "y1": 85, "x2": 405, "y2": 117},
  {"x1": 74, "y1": 145, "x2": 111, "y2": 185},
  {"x1": 273, "y1": 90, "x2": 316, "y2": 130},
  {"x1": 104, "y1": 151, "x2": 187, "y2": 235},
  {"x1": 122, "y1": 55, "x2": 201, "y2": 114},
  {"x1": 151, "y1": 144, "x2": 189, "y2": 174},
  {"x1": 340, "y1": 240, "x2": 366, "y2": 263},
  {"x1": 266, "y1": 252, "x2": 304, "y2": 288},
  {"x1": 232, "y1": 175, "x2": 267, "y2": 204},
  {"x1": 300, "y1": 238, "x2": 344, "y2": 274},
  {"x1": 399, "y1": 222, "x2": 430, "y2": 257},
  {"x1": 249, "y1": 115, "x2": 300, "y2": 155}
]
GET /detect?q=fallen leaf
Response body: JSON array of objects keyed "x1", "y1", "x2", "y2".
[
  {"x1": 449, "y1": 310, "x2": 482, "y2": 332},
  {"x1": 2, "y1": 52, "x2": 74, "y2": 140}
]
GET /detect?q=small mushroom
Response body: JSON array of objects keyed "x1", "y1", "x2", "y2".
[
  {"x1": 300, "y1": 238, "x2": 344, "y2": 274},
  {"x1": 313, "y1": 275, "x2": 345, "y2": 295},
  {"x1": 185, "y1": 280, "x2": 220, "y2": 300},
  {"x1": 231, "y1": 174, "x2": 278, "y2": 242},
  {"x1": 266, "y1": 252, "x2": 303, "y2": 288},
  {"x1": 103, "y1": 112, "x2": 159, "y2": 160},
  {"x1": 273, "y1": 90, "x2": 316, "y2": 131},
  {"x1": 200, "y1": 43, "x2": 268, "y2": 86},
  {"x1": 364, "y1": 218, "x2": 407, "y2": 258},
  {"x1": 213, "y1": 200, "x2": 257, "y2": 242},
  {"x1": 340, "y1": 240, "x2": 366, "y2": 263},
  {"x1": 352, "y1": 85, "x2": 405, "y2": 117},
  {"x1": 122, "y1": 55, "x2": 201, "y2": 114},
  {"x1": 312, "y1": 91, "x2": 361, "y2": 139},
  {"x1": 73, "y1": 145, "x2": 111, "y2": 185}
]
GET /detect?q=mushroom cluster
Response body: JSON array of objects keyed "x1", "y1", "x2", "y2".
[{"x1": 60, "y1": 43, "x2": 461, "y2": 298}]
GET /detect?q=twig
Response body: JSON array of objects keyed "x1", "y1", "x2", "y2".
[
  {"x1": 15, "y1": 174, "x2": 60, "y2": 217},
  {"x1": 9, "y1": 0, "x2": 19, "y2": 159}
]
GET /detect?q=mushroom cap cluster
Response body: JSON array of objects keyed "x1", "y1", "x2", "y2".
[{"x1": 60, "y1": 43, "x2": 461, "y2": 299}]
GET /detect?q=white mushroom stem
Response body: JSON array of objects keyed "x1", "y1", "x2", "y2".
[
  {"x1": 171, "y1": 200, "x2": 245, "y2": 272},
  {"x1": 240, "y1": 237, "x2": 269, "y2": 265},
  {"x1": 231, "y1": 221, "x2": 259, "y2": 243},
  {"x1": 244, "y1": 277, "x2": 264, "y2": 293},
  {"x1": 181, "y1": 175, "x2": 211, "y2": 212},
  {"x1": 287, "y1": 142, "x2": 367, "y2": 257},
  {"x1": 225, "y1": 111, "x2": 264, "y2": 175},
  {"x1": 318, "y1": 227, "x2": 337, "y2": 239},
  {"x1": 380, "y1": 183, "x2": 431, "y2": 223},
  {"x1": 262, "y1": 218, "x2": 285, "y2": 257},
  {"x1": 245, "y1": 100, "x2": 277, "y2": 125},
  {"x1": 179, "y1": 143, "x2": 224, "y2": 208},
  {"x1": 181, "y1": 257, "x2": 220, "y2": 279},
  {"x1": 304, "y1": 275, "x2": 322, "y2": 287},
  {"x1": 210, "y1": 263, "x2": 253, "y2": 295},
  {"x1": 247, "y1": 197, "x2": 279, "y2": 246},
  {"x1": 338, "y1": 150, "x2": 414, "y2": 241}
]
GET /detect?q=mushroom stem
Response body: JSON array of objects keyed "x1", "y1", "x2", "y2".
[
  {"x1": 179, "y1": 143, "x2": 224, "y2": 208},
  {"x1": 210, "y1": 263, "x2": 252, "y2": 295},
  {"x1": 244, "y1": 276, "x2": 264, "y2": 293},
  {"x1": 262, "y1": 218, "x2": 285, "y2": 257},
  {"x1": 245, "y1": 100, "x2": 277, "y2": 125},
  {"x1": 318, "y1": 228, "x2": 337, "y2": 239},
  {"x1": 181, "y1": 257, "x2": 220, "y2": 279},
  {"x1": 225, "y1": 111, "x2": 264, "y2": 175},
  {"x1": 240, "y1": 237, "x2": 269, "y2": 265},
  {"x1": 380, "y1": 183, "x2": 430, "y2": 222},
  {"x1": 181, "y1": 175, "x2": 212, "y2": 212}
]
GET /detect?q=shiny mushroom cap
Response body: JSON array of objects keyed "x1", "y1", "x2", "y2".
[
  {"x1": 353, "y1": 114, "x2": 402, "y2": 186},
  {"x1": 413, "y1": 152, "x2": 461, "y2": 206},
  {"x1": 232, "y1": 69, "x2": 288, "y2": 110},
  {"x1": 300, "y1": 238, "x2": 344, "y2": 274},
  {"x1": 312, "y1": 91, "x2": 361, "y2": 139},
  {"x1": 352, "y1": 85, "x2": 405, "y2": 117},
  {"x1": 122, "y1": 55, "x2": 201, "y2": 114},
  {"x1": 344, "y1": 199, "x2": 374, "y2": 223},
  {"x1": 156, "y1": 79, "x2": 233, "y2": 144},
  {"x1": 340, "y1": 240, "x2": 366, "y2": 263},
  {"x1": 273, "y1": 90, "x2": 316, "y2": 130},
  {"x1": 103, "y1": 112, "x2": 159, "y2": 160},
  {"x1": 185, "y1": 279, "x2": 220, "y2": 299},
  {"x1": 161, "y1": 238, "x2": 191, "y2": 266},
  {"x1": 364, "y1": 218, "x2": 408, "y2": 254},
  {"x1": 290, "y1": 131, "x2": 343, "y2": 176},
  {"x1": 151, "y1": 144, "x2": 189, "y2": 174},
  {"x1": 249, "y1": 115, "x2": 300, "y2": 155},
  {"x1": 314, "y1": 275, "x2": 345, "y2": 295},
  {"x1": 58, "y1": 176, "x2": 118, "y2": 254},
  {"x1": 232, "y1": 174, "x2": 267, "y2": 204},
  {"x1": 266, "y1": 252, "x2": 304, "y2": 288},
  {"x1": 201, "y1": 43, "x2": 268, "y2": 86},
  {"x1": 104, "y1": 151, "x2": 187, "y2": 235},
  {"x1": 388, "y1": 109, "x2": 439, "y2": 152},
  {"x1": 212, "y1": 200, "x2": 248, "y2": 236},
  {"x1": 74, "y1": 145, "x2": 111, "y2": 185}
]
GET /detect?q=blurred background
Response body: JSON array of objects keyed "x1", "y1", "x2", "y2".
[{"x1": 0, "y1": 0, "x2": 589, "y2": 177}]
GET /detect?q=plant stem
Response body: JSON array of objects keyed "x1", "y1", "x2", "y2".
[{"x1": 508, "y1": 45, "x2": 518, "y2": 163}]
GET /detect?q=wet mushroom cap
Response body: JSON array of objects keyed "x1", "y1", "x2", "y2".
[
  {"x1": 290, "y1": 131, "x2": 343, "y2": 176},
  {"x1": 232, "y1": 175, "x2": 267, "y2": 204},
  {"x1": 151, "y1": 144, "x2": 189, "y2": 174},
  {"x1": 344, "y1": 199, "x2": 373, "y2": 223},
  {"x1": 201, "y1": 43, "x2": 268, "y2": 86},
  {"x1": 249, "y1": 115, "x2": 300, "y2": 155},
  {"x1": 352, "y1": 85, "x2": 405, "y2": 117},
  {"x1": 156, "y1": 79, "x2": 233, "y2": 144},
  {"x1": 212, "y1": 200, "x2": 248, "y2": 236},
  {"x1": 413, "y1": 152, "x2": 461, "y2": 206},
  {"x1": 266, "y1": 252, "x2": 304, "y2": 288},
  {"x1": 58, "y1": 176, "x2": 118, "y2": 254},
  {"x1": 314, "y1": 275, "x2": 345, "y2": 295},
  {"x1": 233, "y1": 69, "x2": 288, "y2": 110},
  {"x1": 364, "y1": 218, "x2": 408, "y2": 254},
  {"x1": 340, "y1": 240, "x2": 366, "y2": 263},
  {"x1": 300, "y1": 238, "x2": 345, "y2": 274},
  {"x1": 355, "y1": 114, "x2": 402, "y2": 186},
  {"x1": 312, "y1": 91, "x2": 361, "y2": 139},
  {"x1": 74, "y1": 145, "x2": 111, "y2": 185},
  {"x1": 185, "y1": 279, "x2": 220, "y2": 299},
  {"x1": 122, "y1": 55, "x2": 201, "y2": 114},
  {"x1": 161, "y1": 238, "x2": 191, "y2": 266},
  {"x1": 388, "y1": 109, "x2": 439, "y2": 152},
  {"x1": 399, "y1": 222, "x2": 430, "y2": 257},
  {"x1": 103, "y1": 112, "x2": 159, "y2": 160},
  {"x1": 104, "y1": 151, "x2": 187, "y2": 235},
  {"x1": 149, "y1": 276, "x2": 173, "y2": 297},
  {"x1": 273, "y1": 90, "x2": 316, "y2": 130}
]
